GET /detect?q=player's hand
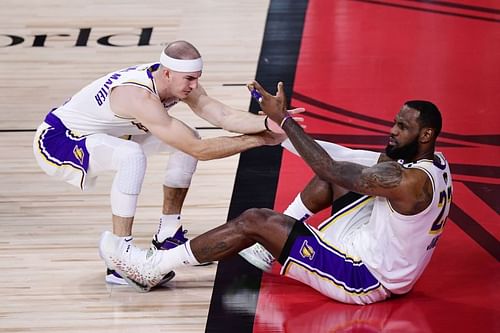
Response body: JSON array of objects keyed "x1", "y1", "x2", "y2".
[
  {"x1": 248, "y1": 81, "x2": 289, "y2": 125},
  {"x1": 257, "y1": 130, "x2": 287, "y2": 146},
  {"x1": 265, "y1": 108, "x2": 305, "y2": 133}
]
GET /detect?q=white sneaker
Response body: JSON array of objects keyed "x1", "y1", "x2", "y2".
[
  {"x1": 99, "y1": 231, "x2": 166, "y2": 292},
  {"x1": 238, "y1": 243, "x2": 275, "y2": 272}
]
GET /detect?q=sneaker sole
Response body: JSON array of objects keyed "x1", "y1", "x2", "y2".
[
  {"x1": 195, "y1": 261, "x2": 213, "y2": 267},
  {"x1": 238, "y1": 251, "x2": 273, "y2": 273},
  {"x1": 106, "y1": 270, "x2": 175, "y2": 287},
  {"x1": 105, "y1": 274, "x2": 129, "y2": 285},
  {"x1": 154, "y1": 270, "x2": 176, "y2": 288},
  {"x1": 115, "y1": 270, "x2": 152, "y2": 292}
]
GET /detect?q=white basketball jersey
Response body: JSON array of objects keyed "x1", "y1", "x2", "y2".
[
  {"x1": 52, "y1": 63, "x2": 179, "y2": 137},
  {"x1": 352, "y1": 153, "x2": 453, "y2": 294}
]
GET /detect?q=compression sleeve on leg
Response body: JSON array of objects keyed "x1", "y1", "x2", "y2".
[
  {"x1": 164, "y1": 150, "x2": 198, "y2": 188},
  {"x1": 282, "y1": 139, "x2": 380, "y2": 167}
]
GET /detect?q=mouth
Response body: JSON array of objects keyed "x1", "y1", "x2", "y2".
[{"x1": 388, "y1": 137, "x2": 397, "y2": 146}]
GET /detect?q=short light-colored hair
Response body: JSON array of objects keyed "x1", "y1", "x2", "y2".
[{"x1": 163, "y1": 40, "x2": 201, "y2": 60}]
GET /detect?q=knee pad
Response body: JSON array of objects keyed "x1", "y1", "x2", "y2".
[
  {"x1": 112, "y1": 143, "x2": 147, "y2": 195},
  {"x1": 164, "y1": 150, "x2": 198, "y2": 188},
  {"x1": 110, "y1": 146, "x2": 146, "y2": 217},
  {"x1": 111, "y1": 177, "x2": 139, "y2": 217}
]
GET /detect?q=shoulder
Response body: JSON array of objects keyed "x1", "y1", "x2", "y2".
[
  {"x1": 377, "y1": 153, "x2": 392, "y2": 163},
  {"x1": 112, "y1": 85, "x2": 158, "y2": 103},
  {"x1": 368, "y1": 158, "x2": 430, "y2": 186},
  {"x1": 110, "y1": 85, "x2": 161, "y2": 117},
  {"x1": 386, "y1": 162, "x2": 434, "y2": 215},
  {"x1": 359, "y1": 160, "x2": 426, "y2": 193}
]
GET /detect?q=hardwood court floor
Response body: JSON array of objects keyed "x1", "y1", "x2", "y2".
[
  {"x1": 2, "y1": 1, "x2": 500, "y2": 333},
  {"x1": 0, "y1": 1, "x2": 269, "y2": 332}
]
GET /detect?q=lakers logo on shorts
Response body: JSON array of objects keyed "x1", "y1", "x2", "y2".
[
  {"x1": 300, "y1": 240, "x2": 315, "y2": 260},
  {"x1": 73, "y1": 145, "x2": 85, "y2": 165}
]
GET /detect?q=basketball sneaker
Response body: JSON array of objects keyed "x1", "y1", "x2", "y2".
[
  {"x1": 106, "y1": 268, "x2": 175, "y2": 287},
  {"x1": 152, "y1": 227, "x2": 212, "y2": 266},
  {"x1": 99, "y1": 231, "x2": 168, "y2": 292},
  {"x1": 151, "y1": 227, "x2": 189, "y2": 250},
  {"x1": 104, "y1": 225, "x2": 189, "y2": 286},
  {"x1": 106, "y1": 268, "x2": 128, "y2": 285},
  {"x1": 238, "y1": 243, "x2": 275, "y2": 273}
]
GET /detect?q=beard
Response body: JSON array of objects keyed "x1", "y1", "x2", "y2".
[{"x1": 385, "y1": 138, "x2": 419, "y2": 162}]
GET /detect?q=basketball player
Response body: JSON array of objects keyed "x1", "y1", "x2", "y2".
[
  {"x1": 99, "y1": 80, "x2": 453, "y2": 304},
  {"x1": 33, "y1": 41, "x2": 299, "y2": 286}
]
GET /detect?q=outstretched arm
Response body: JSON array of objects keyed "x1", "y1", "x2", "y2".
[
  {"x1": 250, "y1": 81, "x2": 428, "y2": 213},
  {"x1": 110, "y1": 86, "x2": 285, "y2": 161},
  {"x1": 183, "y1": 84, "x2": 303, "y2": 134}
]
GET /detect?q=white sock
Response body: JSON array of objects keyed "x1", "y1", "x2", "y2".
[
  {"x1": 119, "y1": 236, "x2": 133, "y2": 243},
  {"x1": 283, "y1": 194, "x2": 314, "y2": 222},
  {"x1": 158, "y1": 240, "x2": 200, "y2": 273},
  {"x1": 156, "y1": 214, "x2": 182, "y2": 241}
]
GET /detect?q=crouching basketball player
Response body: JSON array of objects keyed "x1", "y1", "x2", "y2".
[{"x1": 33, "y1": 41, "x2": 293, "y2": 286}]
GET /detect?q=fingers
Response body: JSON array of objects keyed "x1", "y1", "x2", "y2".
[
  {"x1": 276, "y1": 81, "x2": 285, "y2": 99},
  {"x1": 248, "y1": 80, "x2": 268, "y2": 97},
  {"x1": 246, "y1": 82, "x2": 256, "y2": 92},
  {"x1": 287, "y1": 107, "x2": 306, "y2": 114},
  {"x1": 261, "y1": 109, "x2": 304, "y2": 116},
  {"x1": 249, "y1": 80, "x2": 286, "y2": 99}
]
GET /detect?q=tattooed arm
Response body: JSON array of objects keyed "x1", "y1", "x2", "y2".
[
  {"x1": 251, "y1": 80, "x2": 432, "y2": 215},
  {"x1": 283, "y1": 115, "x2": 432, "y2": 214}
]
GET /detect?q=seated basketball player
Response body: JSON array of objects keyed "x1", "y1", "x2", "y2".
[
  {"x1": 33, "y1": 41, "x2": 304, "y2": 286},
  {"x1": 99, "y1": 80, "x2": 453, "y2": 304}
]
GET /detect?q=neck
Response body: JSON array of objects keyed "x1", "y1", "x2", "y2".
[{"x1": 410, "y1": 149, "x2": 434, "y2": 163}]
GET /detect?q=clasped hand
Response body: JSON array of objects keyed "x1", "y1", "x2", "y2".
[{"x1": 247, "y1": 81, "x2": 304, "y2": 131}]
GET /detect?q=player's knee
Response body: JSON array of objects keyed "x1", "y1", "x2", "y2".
[
  {"x1": 236, "y1": 208, "x2": 279, "y2": 235},
  {"x1": 113, "y1": 141, "x2": 145, "y2": 166},
  {"x1": 164, "y1": 150, "x2": 198, "y2": 188},
  {"x1": 113, "y1": 143, "x2": 147, "y2": 195}
]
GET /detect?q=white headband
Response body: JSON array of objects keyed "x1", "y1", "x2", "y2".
[{"x1": 160, "y1": 52, "x2": 203, "y2": 72}]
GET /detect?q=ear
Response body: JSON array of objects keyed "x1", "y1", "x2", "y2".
[
  {"x1": 419, "y1": 127, "x2": 434, "y2": 143},
  {"x1": 163, "y1": 68, "x2": 171, "y2": 78}
]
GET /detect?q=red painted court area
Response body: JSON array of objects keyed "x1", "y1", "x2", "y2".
[{"x1": 255, "y1": 1, "x2": 500, "y2": 332}]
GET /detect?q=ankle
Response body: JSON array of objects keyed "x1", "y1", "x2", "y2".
[
  {"x1": 117, "y1": 235, "x2": 133, "y2": 242},
  {"x1": 283, "y1": 194, "x2": 314, "y2": 222},
  {"x1": 156, "y1": 214, "x2": 182, "y2": 240}
]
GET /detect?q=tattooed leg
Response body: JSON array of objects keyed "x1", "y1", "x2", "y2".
[{"x1": 190, "y1": 208, "x2": 295, "y2": 263}]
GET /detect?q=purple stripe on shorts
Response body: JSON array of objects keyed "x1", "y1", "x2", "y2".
[{"x1": 287, "y1": 230, "x2": 380, "y2": 293}]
